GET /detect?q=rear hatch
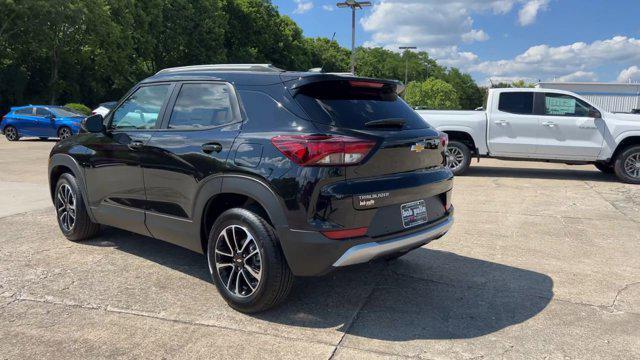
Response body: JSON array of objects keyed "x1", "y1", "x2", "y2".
[{"x1": 290, "y1": 78, "x2": 452, "y2": 236}]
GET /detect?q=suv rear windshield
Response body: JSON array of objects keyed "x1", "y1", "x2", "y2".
[{"x1": 294, "y1": 80, "x2": 428, "y2": 130}]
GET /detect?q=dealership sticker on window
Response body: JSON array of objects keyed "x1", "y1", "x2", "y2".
[{"x1": 401, "y1": 200, "x2": 428, "y2": 228}]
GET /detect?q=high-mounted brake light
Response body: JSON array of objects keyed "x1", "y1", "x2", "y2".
[
  {"x1": 322, "y1": 227, "x2": 368, "y2": 240},
  {"x1": 271, "y1": 135, "x2": 375, "y2": 166},
  {"x1": 348, "y1": 81, "x2": 385, "y2": 89}
]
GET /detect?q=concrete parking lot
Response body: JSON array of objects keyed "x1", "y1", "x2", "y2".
[{"x1": 0, "y1": 137, "x2": 639, "y2": 359}]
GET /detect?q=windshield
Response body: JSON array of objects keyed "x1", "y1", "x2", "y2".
[
  {"x1": 295, "y1": 80, "x2": 429, "y2": 130},
  {"x1": 52, "y1": 107, "x2": 84, "y2": 117}
]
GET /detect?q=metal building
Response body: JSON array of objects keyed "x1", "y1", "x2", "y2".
[{"x1": 536, "y1": 82, "x2": 640, "y2": 113}]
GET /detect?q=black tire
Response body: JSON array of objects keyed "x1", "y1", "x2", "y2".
[
  {"x1": 57, "y1": 126, "x2": 72, "y2": 140},
  {"x1": 446, "y1": 141, "x2": 472, "y2": 175},
  {"x1": 4, "y1": 126, "x2": 19, "y2": 141},
  {"x1": 594, "y1": 162, "x2": 614, "y2": 174},
  {"x1": 54, "y1": 173, "x2": 101, "y2": 241},
  {"x1": 207, "y1": 208, "x2": 294, "y2": 313},
  {"x1": 613, "y1": 145, "x2": 640, "y2": 184}
]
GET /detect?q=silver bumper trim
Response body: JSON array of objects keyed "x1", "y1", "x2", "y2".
[{"x1": 332, "y1": 215, "x2": 454, "y2": 267}]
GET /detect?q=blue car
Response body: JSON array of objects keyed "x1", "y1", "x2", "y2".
[{"x1": 1, "y1": 105, "x2": 85, "y2": 141}]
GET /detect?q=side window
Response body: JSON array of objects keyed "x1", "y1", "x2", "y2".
[
  {"x1": 15, "y1": 108, "x2": 33, "y2": 116},
  {"x1": 35, "y1": 108, "x2": 51, "y2": 117},
  {"x1": 111, "y1": 84, "x2": 172, "y2": 130},
  {"x1": 544, "y1": 93, "x2": 593, "y2": 117},
  {"x1": 168, "y1": 83, "x2": 234, "y2": 129},
  {"x1": 498, "y1": 92, "x2": 534, "y2": 115}
]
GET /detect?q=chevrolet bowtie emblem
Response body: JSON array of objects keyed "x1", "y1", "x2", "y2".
[{"x1": 411, "y1": 142, "x2": 426, "y2": 153}]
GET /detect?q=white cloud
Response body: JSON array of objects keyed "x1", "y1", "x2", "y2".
[
  {"x1": 470, "y1": 36, "x2": 640, "y2": 82},
  {"x1": 293, "y1": 0, "x2": 313, "y2": 14},
  {"x1": 618, "y1": 66, "x2": 640, "y2": 83},
  {"x1": 462, "y1": 29, "x2": 490, "y2": 43},
  {"x1": 556, "y1": 71, "x2": 598, "y2": 82},
  {"x1": 518, "y1": 0, "x2": 549, "y2": 26},
  {"x1": 322, "y1": 5, "x2": 334, "y2": 11}
]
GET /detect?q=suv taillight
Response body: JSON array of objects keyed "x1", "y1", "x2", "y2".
[
  {"x1": 271, "y1": 135, "x2": 375, "y2": 166},
  {"x1": 440, "y1": 133, "x2": 448, "y2": 148}
]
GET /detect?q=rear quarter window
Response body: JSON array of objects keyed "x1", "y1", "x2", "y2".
[
  {"x1": 295, "y1": 81, "x2": 428, "y2": 130},
  {"x1": 498, "y1": 92, "x2": 534, "y2": 114}
]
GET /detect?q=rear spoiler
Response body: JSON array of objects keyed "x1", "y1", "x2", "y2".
[{"x1": 282, "y1": 73, "x2": 405, "y2": 95}]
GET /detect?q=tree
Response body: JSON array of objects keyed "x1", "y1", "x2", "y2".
[
  {"x1": 404, "y1": 78, "x2": 460, "y2": 110},
  {"x1": 444, "y1": 68, "x2": 484, "y2": 109},
  {"x1": 304, "y1": 37, "x2": 350, "y2": 73}
]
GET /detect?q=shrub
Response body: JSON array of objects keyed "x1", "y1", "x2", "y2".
[
  {"x1": 404, "y1": 79, "x2": 460, "y2": 110},
  {"x1": 64, "y1": 103, "x2": 92, "y2": 116}
]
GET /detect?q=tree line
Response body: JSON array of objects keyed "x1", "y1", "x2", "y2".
[{"x1": 0, "y1": 0, "x2": 484, "y2": 115}]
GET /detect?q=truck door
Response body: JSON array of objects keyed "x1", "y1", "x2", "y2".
[
  {"x1": 487, "y1": 91, "x2": 538, "y2": 157},
  {"x1": 534, "y1": 92, "x2": 604, "y2": 160}
]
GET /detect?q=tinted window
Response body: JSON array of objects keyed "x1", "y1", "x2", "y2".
[
  {"x1": 168, "y1": 83, "x2": 234, "y2": 129},
  {"x1": 15, "y1": 108, "x2": 33, "y2": 115},
  {"x1": 498, "y1": 92, "x2": 534, "y2": 114},
  {"x1": 111, "y1": 85, "x2": 171, "y2": 130},
  {"x1": 295, "y1": 81, "x2": 428, "y2": 130},
  {"x1": 35, "y1": 108, "x2": 51, "y2": 117},
  {"x1": 544, "y1": 93, "x2": 593, "y2": 116}
]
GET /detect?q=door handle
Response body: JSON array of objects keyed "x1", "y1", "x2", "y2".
[
  {"x1": 542, "y1": 121, "x2": 556, "y2": 127},
  {"x1": 494, "y1": 120, "x2": 508, "y2": 126},
  {"x1": 202, "y1": 143, "x2": 222, "y2": 154},
  {"x1": 128, "y1": 140, "x2": 145, "y2": 150}
]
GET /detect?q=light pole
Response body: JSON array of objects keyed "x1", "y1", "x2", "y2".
[
  {"x1": 337, "y1": 0, "x2": 372, "y2": 74},
  {"x1": 399, "y1": 46, "x2": 417, "y2": 84}
]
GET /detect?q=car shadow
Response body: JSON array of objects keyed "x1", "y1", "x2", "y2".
[
  {"x1": 85, "y1": 227, "x2": 553, "y2": 341},
  {"x1": 466, "y1": 165, "x2": 617, "y2": 182}
]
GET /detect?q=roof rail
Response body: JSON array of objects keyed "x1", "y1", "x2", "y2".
[{"x1": 156, "y1": 64, "x2": 284, "y2": 75}]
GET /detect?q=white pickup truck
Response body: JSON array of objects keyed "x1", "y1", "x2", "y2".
[{"x1": 418, "y1": 88, "x2": 640, "y2": 183}]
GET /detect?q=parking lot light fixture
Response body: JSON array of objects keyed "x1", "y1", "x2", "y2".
[
  {"x1": 399, "y1": 46, "x2": 417, "y2": 84},
  {"x1": 337, "y1": 1, "x2": 372, "y2": 75}
]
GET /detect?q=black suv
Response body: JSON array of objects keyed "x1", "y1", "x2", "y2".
[{"x1": 48, "y1": 64, "x2": 454, "y2": 312}]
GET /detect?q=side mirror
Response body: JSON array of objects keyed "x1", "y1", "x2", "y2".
[
  {"x1": 589, "y1": 109, "x2": 602, "y2": 119},
  {"x1": 47, "y1": 114, "x2": 55, "y2": 121},
  {"x1": 82, "y1": 114, "x2": 105, "y2": 133}
]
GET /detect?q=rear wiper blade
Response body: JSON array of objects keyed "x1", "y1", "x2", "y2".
[{"x1": 364, "y1": 118, "x2": 406, "y2": 128}]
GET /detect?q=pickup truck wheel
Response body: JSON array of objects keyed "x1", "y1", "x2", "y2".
[
  {"x1": 207, "y1": 208, "x2": 294, "y2": 313},
  {"x1": 446, "y1": 141, "x2": 472, "y2": 175},
  {"x1": 614, "y1": 145, "x2": 640, "y2": 184},
  {"x1": 594, "y1": 163, "x2": 614, "y2": 174}
]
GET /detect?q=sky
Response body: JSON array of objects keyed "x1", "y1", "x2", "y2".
[{"x1": 273, "y1": 0, "x2": 640, "y2": 85}]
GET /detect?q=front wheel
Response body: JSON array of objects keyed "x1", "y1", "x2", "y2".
[
  {"x1": 445, "y1": 141, "x2": 472, "y2": 175},
  {"x1": 207, "y1": 208, "x2": 294, "y2": 313},
  {"x1": 614, "y1": 145, "x2": 640, "y2": 184},
  {"x1": 4, "y1": 126, "x2": 19, "y2": 141},
  {"x1": 55, "y1": 173, "x2": 101, "y2": 241}
]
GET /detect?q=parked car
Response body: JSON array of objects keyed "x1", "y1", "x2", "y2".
[
  {"x1": 1, "y1": 105, "x2": 85, "y2": 141},
  {"x1": 419, "y1": 88, "x2": 640, "y2": 183},
  {"x1": 48, "y1": 64, "x2": 454, "y2": 313},
  {"x1": 91, "y1": 101, "x2": 117, "y2": 117}
]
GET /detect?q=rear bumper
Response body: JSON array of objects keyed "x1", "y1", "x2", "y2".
[
  {"x1": 278, "y1": 209, "x2": 454, "y2": 276},
  {"x1": 332, "y1": 213, "x2": 453, "y2": 267}
]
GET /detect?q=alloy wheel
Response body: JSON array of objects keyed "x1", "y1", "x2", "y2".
[
  {"x1": 446, "y1": 147, "x2": 465, "y2": 172},
  {"x1": 59, "y1": 128, "x2": 72, "y2": 140},
  {"x1": 56, "y1": 184, "x2": 76, "y2": 232},
  {"x1": 211, "y1": 225, "x2": 262, "y2": 298},
  {"x1": 5, "y1": 127, "x2": 17, "y2": 141},
  {"x1": 623, "y1": 152, "x2": 640, "y2": 179}
]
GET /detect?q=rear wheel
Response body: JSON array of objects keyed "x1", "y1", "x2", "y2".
[
  {"x1": 614, "y1": 145, "x2": 640, "y2": 184},
  {"x1": 55, "y1": 173, "x2": 101, "y2": 241},
  {"x1": 207, "y1": 208, "x2": 294, "y2": 313},
  {"x1": 57, "y1": 126, "x2": 72, "y2": 140},
  {"x1": 594, "y1": 162, "x2": 614, "y2": 174},
  {"x1": 445, "y1": 141, "x2": 472, "y2": 175},
  {"x1": 4, "y1": 126, "x2": 19, "y2": 141}
]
